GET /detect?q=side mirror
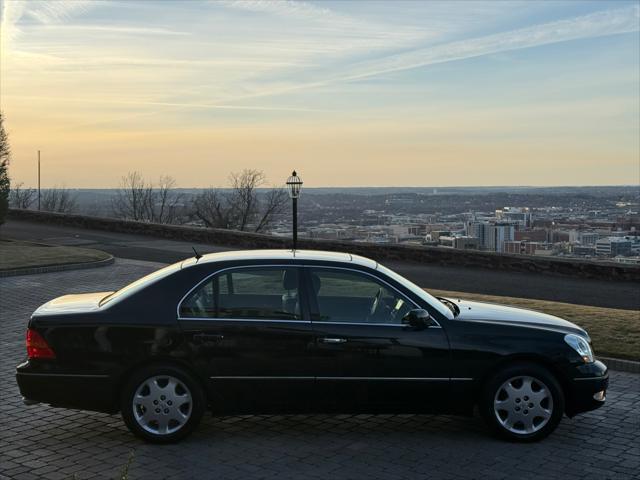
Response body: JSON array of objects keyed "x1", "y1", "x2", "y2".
[{"x1": 402, "y1": 309, "x2": 434, "y2": 329}]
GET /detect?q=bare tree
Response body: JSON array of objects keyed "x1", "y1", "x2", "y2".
[
  {"x1": 151, "y1": 175, "x2": 183, "y2": 224},
  {"x1": 191, "y1": 188, "x2": 232, "y2": 229},
  {"x1": 254, "y1": 188, "x2": 287, "y2": 232},
  {"x1": 0, "y1": 112, "x2": 10, "y2": 225},
  {"x1": 229, "y1": 169, "x2": 265, "y2": 231},
  {"x1": 112, "y1": 172, "x2": 182, "y2": 224},
  {"x1": 191, "y1": 169, "x2": 287, "y2": 233},
  {"x1": 41, "y1": 187, "x2": 76, "y2": 213},
  {"x1": 10, "y1": 182, "x2": 36, "y2": 209},
  {"x1": 112, "y1": 171, "x2": 150, "y2": 221}
]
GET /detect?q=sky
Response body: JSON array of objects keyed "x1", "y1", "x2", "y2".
[{"x1": 0, "y1": 0, "x2": 639, "y2": 188}]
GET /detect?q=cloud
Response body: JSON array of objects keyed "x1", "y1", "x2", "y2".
[
  {"x1": 25, "y1": 0, "x2": 94, "y2": 24},
  {"x1": 219, "y1": 0, "x2": 428, "y2": 47},
  {"x1": 339, "y1": 4, "x2": 640, "y2": 82},
  {"x1": 218, "y1": 4, "x2": 640, "y2": 102}
]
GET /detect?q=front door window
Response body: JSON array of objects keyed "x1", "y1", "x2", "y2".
[{"x1": 308, "y1": 268, "x2": 413, "y2": 324}]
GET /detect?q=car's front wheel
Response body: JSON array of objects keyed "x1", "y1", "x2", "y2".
[
  {"x1": 479, "y1": 362, "x2": 564, "y2": 442},
  {"x1": 121, "y1": 364, "x2": 205, "y2": 443}
]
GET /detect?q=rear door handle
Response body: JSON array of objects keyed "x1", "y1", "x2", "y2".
[
  {"x1": 193, "y1": 333, "x2": 224, "y2": 344},
  {"x1": 319, "y1": 337, "x2": 347, "y2": 344}
]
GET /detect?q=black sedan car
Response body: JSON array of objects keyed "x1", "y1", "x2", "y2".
[{"x1": 16, "y1": 250, "x2": 608, "y2": 443}]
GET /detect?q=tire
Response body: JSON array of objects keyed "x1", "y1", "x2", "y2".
[
  {"x1": 120, "y1": 364, "x2": 206, "y2": 443},
  {"x1": 479, "y1": 362, "x2": 564, "y2": 442}
]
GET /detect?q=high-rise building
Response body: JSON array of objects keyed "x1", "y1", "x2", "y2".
[
  {"x1": 496, "y1": 207, "x2": 533, "y2": 228},
  {"x1": 466, "y1": 221, "x2": 515, "y2": 252},
  {"x1": 487, "y1": 223, "x2": 516, "y2": 253}
]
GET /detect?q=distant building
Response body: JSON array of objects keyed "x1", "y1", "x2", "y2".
[
  {"x1": 572, "y1": 245, "x2": 596, "y2": 256},
  {"x1": 515, "y1": 229, "x2": 547, "y2": 242},
  {"x1": 595, "y1": 237, "x2": 633, "y2": 257},
  {"x1": 614, "y1": 256, "x2": 640, "y2": 265},
  {"x1": 496, "y1": 207, "x2": 532, "y2": 228},
  {"x1": 427, "y1": 230, "x2": 452, "y2": 242},
  {"x1": 579, "y1": 232, "x2": 600, "y2": 245},
  {"x1": 465, "y1": 221, "x2": 515, "y2": 252},
  {"x1": 438, "y1": 236, "x2": 455, "y2": 248},
  {"x1": 486, "y1": 223, "x2": 515, "y2": 253},
  {"x1": 453, "y1": 236, "x2": 480, "y2": 250},
  {"x1": 504, "y1": 241, "x2": 552, "y2": 256}
]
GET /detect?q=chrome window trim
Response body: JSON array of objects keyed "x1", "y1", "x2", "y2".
[
  {"x1": 210, "y1": 376, "x2": 314, "y2": 380},
  {"x1": 176, "y1": 264, "x2": 303, "y2": 321},
  {"x1": 314, "y1": 321, "x2": 441, "y2": 329},
  {"x1": 208, "y1": 376, "x2": 473, "y2": 381},
  {"x1": 316, "y1": 377, "x2": 449, "y2": 381},
  {"x1": 179, "y1": 317, "x2": 312, "y2": 324},
  {"x1": 176, "y1": 263, "x2": 441, "y2": 327},
  {"x1": 17, "y1": 373, "x2": 110, "y2": 378}
]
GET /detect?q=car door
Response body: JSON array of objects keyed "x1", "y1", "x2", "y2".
[
  {"x1": 178, "y1": 265, "x2": 316, "y2": 414},
  {"x1": 305, "y1": 266, "x2": 451, "y2": 413}
]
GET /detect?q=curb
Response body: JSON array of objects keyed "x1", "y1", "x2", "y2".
[
  {"x1": 599, "y1": 356, "x2": 640, "y2": 374},
  {"x1": 0, "y1": 255, "x2": 115, "y2": 277}
]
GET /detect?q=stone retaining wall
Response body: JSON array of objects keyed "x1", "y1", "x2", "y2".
[{"x1": 7, "y1": 208, "x2": 639, "y2": 281}]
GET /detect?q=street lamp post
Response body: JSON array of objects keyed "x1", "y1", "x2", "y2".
[{"x1": 286, "y1": 171, "x2": 303, "y2": 250}]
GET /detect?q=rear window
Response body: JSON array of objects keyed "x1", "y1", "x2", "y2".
[{"x1": 100, "y1": 262, "x2": 183, "y2": 306}]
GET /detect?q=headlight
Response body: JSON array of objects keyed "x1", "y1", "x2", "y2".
[{"x1": 564, "y1": 334, "x2": 594, "y2": 363}]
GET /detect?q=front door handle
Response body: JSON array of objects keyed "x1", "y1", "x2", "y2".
[
  {"x1": 193, "y1": 333, "x2": 224, "y2": 344},
  {"x1": 319, "y1": 337, "x2": 347, "y2": 344}
]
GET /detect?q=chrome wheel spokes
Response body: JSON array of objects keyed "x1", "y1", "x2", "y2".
[
  {"x1": 132, "y1": 375, "x2": 192, "y2": 435},
  {"x1": 493, "y1": 375, "x2": 553, "y2": 435}
]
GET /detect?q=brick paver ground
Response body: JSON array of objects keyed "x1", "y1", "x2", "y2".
[{"x1": 1, "y1": 260, "x2": 638, "y2": 480}]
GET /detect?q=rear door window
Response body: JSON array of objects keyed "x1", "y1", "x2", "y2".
[{"x1": 179, "y1": 267, "x2": 302, "y2": 320}]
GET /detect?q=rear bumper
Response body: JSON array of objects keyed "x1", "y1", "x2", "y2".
[
  {"x1": 16, "y1": 361, "x2": 118, "y2": 413},
  {"x1": 565, "y1": 360, "x2": 609, "y2": 417}
]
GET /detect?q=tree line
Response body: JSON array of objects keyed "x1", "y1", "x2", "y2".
[{"x1": 8, "y1": 169, "x2": 288, "y2": 233}]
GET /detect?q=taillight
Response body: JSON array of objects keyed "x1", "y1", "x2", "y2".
[{"x1": 26, "y1": 328, "x2": 56, "y2": 359}]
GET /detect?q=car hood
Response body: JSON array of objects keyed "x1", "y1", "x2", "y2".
[
  {"x1": 446, "y1": 298, "x2": 588, "y2": 337},
  {"x1": 33, "y1": 292, "x2": 114, "y2": 317}
]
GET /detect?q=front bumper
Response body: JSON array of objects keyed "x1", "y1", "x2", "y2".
[{"x1": 565, "y1": 359, "x2": 609, "y2": 417}]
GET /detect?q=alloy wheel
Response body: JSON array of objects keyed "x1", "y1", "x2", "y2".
[
  {"x1": 493, "y1": 375, "x2": 553, "y2": 435},
  {"x1": 132, "y1": 375, "x2": 193, "y2": 435}
]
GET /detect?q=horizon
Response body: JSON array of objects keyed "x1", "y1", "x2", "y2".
[
  {"x1": 14, "y1": 184, "x2": 640, "y2": 192},
  {"x1": 1, "y1": 0, "x2": 639, "y2": 188}
]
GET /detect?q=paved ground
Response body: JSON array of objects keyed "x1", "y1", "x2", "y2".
[
  {"x1": 3, "y1": 219, "x2": 639, "y2": 310},
  {"x1": 1, "y1": 261, "x2": 639, "y2": 480}
]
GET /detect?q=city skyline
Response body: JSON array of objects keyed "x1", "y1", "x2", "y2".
[{"x1": 1, "y1": 0, "x2": 639, "y2": 188}]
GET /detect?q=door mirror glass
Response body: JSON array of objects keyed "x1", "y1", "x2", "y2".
[{"x1": 402, "y1": 309, "x2": 434, "y2": 329}]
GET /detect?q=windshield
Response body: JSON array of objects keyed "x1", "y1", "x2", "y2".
[
  {"x1": 100, "y1": 261, "x2": 183, "y2": 306},
  {"x1": 376, "y1": 263, "x2": 453, "y2": 320}
]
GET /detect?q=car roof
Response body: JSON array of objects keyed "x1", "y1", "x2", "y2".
[{"x1": 181, "y1": 249, "x2": 378, "y2": 269}]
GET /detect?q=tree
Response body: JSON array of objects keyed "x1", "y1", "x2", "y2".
[
  {"x1": 112, "y1": 171, "x2": 149, "y2": 221},
  {"x1": 10, "y1": 182, "x2": 37, "y2": 209},
  {"x1": 111, "y1": 172, "x2": 183, "y2": 224},
  {"x1": 191, "y1": 169, "x2": 287, "y2": 233},
  {"x1": 0, "y1": 113, "x2": 10, "y2": 225},
  {"x1": 41, "y1": 187, "x2": 76, "y2": 213},
  {"x1": 191, "y1": 188, "x2": 232, "y2": 229}
]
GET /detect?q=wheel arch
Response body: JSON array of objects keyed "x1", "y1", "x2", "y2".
[
  {"x1": 473, "y1": 353, "x2": 570, "y2": 407},
  {"x1": 112, "y1": 356, "x2": 213, "y2": 412}
]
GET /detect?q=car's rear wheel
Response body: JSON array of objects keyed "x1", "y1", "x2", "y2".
[
  {"x1": 121, "y1": 364, "x2": 205, "y2": 443},
  {"x1": 479, "y1": 362, "x2": 564, "y2": 442}
]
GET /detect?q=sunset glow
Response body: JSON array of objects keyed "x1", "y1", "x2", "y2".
[{"x1": 1, "y1": 0, "x2": 639, "y2": 187}]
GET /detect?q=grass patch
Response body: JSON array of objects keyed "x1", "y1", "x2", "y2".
[
  {"x1": 0, "y1": 239, "x2": 110, "y2": 271},
  {"x1": 430, "y1": 289, "x2": 640, "y2": 362}
]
